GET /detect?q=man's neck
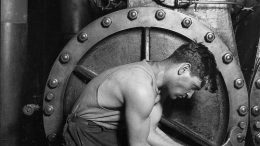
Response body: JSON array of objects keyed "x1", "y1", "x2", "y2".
[{"x1": 146, "y1": 61, "x2": 165, "y2": 88}]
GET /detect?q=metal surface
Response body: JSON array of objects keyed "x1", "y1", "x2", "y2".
[
  {"x1": 48, "y1": 78, "x2": 59, "y2": 89},
  {"x1": 155, "y1": 9, "x2": 166, "y2": 20},
  {"x1": 177, "y1": 0, "x2": 244, "y2": 6},
  {"x1": 181, "y1": 17, "x2": 192, "y2": 28},
  {"x1": 45, "y1": 92, "x2": 55, "y2": 101},
  {"x1": 128, "y1": 9, "x2": 138, "y2": 20},
  {"x1": 43, "y1": 7, "x2": 248, "y2": 145},
  {"x1": 222, "y1": 127, "x2": 245, "y2": 146},
  {"x1": 59, "y1": 52, "x2": 71, "y2": 64},
  {"x1": 249, "y1": 57, "x2": 260, "y2": 145},
  {"x1": 237, "y1": 6, "x2": 260, "y2": 145},
  {"x1": 234, "y1": 78, "x2": 244, "y2": 89},
  {"x1": 204, "y1": 32, "x2": 215, "y2": 43},
  {"x1": 1, "y1": 0, "x2": 28, "y2": 145},
  {"x1": 178, "y1": 1, "x2": 239, "y2": 61},
  {"x1": 144, "y1": 28, "x2": 150, "y2": 60},
  {"x1": 128, "y1": 0, "x2": 239, "y2": 62},
  {"x1": 61, "y1": 0, "x2": 97, "y2": 43},
  {"x1": 235, "y1": 5, "x2": 260, "y2": 86},
  {"x1": 101, "y1": 17, "x2": 112, "y2": 27},
  {"x1": 77, "y1": 32, "x2": 88, "y2": 42},
  {"x1": 223, "y1": 53, "x2": 234, "y2": 64}
]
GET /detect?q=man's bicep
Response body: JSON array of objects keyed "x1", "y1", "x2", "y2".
[
  {"x1": 125, "y1": 104, "x2": 151, "y2": 145},
  {"x1": 124, "y1": 84, "x2": 155, "y2": 146}
]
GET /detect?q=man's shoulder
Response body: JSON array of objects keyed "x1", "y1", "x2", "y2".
[
  {"x1": 116, "y1": 67, "x2": 155, "y2": 97},
  {"x1": 115, "y1": 64, "x2": 152, "y2": 81}
]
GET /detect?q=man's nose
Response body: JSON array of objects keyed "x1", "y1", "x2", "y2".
[{"x1": 186, "y1": 90, "x2": 195, "y2": 99}]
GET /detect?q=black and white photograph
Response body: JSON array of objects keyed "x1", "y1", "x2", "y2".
[{"x1": 1, "y1": 0, "x2": 260, "y2": 145}]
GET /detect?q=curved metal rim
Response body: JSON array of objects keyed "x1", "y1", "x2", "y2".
[
  {"x1": 43, "y1": 7, "x2": 248, "y2": 144},
  {"x1": 249, "y1": 59, "x2": 260, "y2": 145}
]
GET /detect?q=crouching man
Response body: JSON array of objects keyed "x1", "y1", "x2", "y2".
[{"x1": 63, "y1": 42, "x2": 217, "y2": 146}]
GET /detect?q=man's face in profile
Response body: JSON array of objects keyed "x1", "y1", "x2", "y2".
[{"x1": 164, "y1": 63, "x2": 202, "y2": 100}]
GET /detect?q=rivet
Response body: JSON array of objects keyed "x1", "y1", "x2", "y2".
[
  {"x1": 59, "y1": 52, "x2": 70, "y2": 64},
  {"x1": 238, "y1": 121, "x2": 246, "y2": 129},
  {"x1": 255, "y1": 79, "x2": 260, "y2": 89},
  {"x1": 47, "y1": 133, "x2": 57, "y2": 142},
  {"x1": 182, "y1": 17, "x2": 192, "y2": 28},
  {"x1": 101, "y1": 17, "x2": 112, "y2": 28},
  {"x1": 204, "y1": 32, "x2": 215, "y2": 43},
  {"x1": 222, "y1": 53, "x2": 233, "y2": 64},
  {"x1": 77, "y1": 32, "x2": 88, "y2": 42},
  {"x1": 155, "y1": 9, "x2": 166, "y2": 20},
  {"x1": 44, "y1": 105, "x2": 54, "y2": 116},
  {"x1": 128, "y1": 9, "x2": 138, "y2": 20},
  {"x1": 255, "y1": 121, "x2": 260, "y2": 130},
  {"x1": 255, "y1": 133, "x2": 260, "y2": 143},
  {"x1": 238, "y1": 105, "x2": 248, "y2": 116},
  {"x1": 234, "y1": 78, "x2": 244, "y2": 89},
  {"x1": 252, "y1": 106, "x2": 260, "y2": 116},
  {"x1": 237, "y1": 133, "x2": 245, "y2": 143},
  {"x1": 22, "y1": 104, "x2": 35, "y2": 116},
  {"x1": 48, "y1": 78, "x2": 59, "y2": 89},
  {"x1": 45, "y1": 92, "x2": 55, "y2": 101}
]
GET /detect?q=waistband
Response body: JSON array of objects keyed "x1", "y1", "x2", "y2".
[{"x1": 64, "y1": 113, "x2": 126, "y2": 132}]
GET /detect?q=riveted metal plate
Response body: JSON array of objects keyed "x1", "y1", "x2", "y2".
[{"x1": 249, "y1": 57, "x2": 260, "y2": 145}]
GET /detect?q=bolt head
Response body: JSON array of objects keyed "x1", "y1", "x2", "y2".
[
  {"x1": 256, "y1": 133, "x2": 260, "y2": 143},
  {"x1": 255, "y1": 79, "x2": 260, "y2": 89},
  {"x1": 101, "y1": 17, "x2": 112, "y2": 28},
  {"x1": 48, "y1": 78, "x2": 59, "y2": 89},
  {"x1": 222, "y1": 53, "x2": 233, "y2": 64},
  {"x1": 182, "y1": 17, "x2": 192, "y2": 28},
  {"x1": 237, "y1": 133, "x2": 245, "y2": 143},
  {"x1": 252, "y1": 106, "x2": 260, "y2": 116},
  {"x1": 255, "y1": 121, "x2": 260, "y2": 129},
  {"x1": 238, "y1": 105, "x2": 248, "y2": 116},
  {"x1": 128, "y1": 10, "x2": 138, "y2": 20},
  {"x1": 59, "y1": 52, "x2": 70, "y2": 64},
  {"x1": 77, "y1": 32, "x2": 88, "y2": 42},
  {"x1": 238, "y1": 121, "x2": 247, "y2": 129},
  {"x1": 155, "y1": 10, "x2": 166, "y2": 20},
  {"x1": 44, "y1": 105, "x2": 54, "y2": 116},
  {"x1": 234, "y1": 78, "x2": 244, "y2": 89},
  {"x1": 23, "y1": 105, "x2": 34, "y2": 116},
  {"x1": 204, "y1": 32, "x2": 215, "y2": 43},
  {"x1": 47, "y1": 133, "x2": 57, "y2": 142},
  {"x1": 46, "y1": 92, "x2": 55, "y2": 101}
]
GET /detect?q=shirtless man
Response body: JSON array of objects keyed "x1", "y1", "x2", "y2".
[{"x1": 63, "y1": 42, "x2": 217, "y2": 146}]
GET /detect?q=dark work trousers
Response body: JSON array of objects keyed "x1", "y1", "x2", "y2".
[{"x1": 63, "y1": 113, "x2": 127, "y2": 146}]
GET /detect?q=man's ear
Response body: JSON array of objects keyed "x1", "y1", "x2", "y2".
[{"x1": 178, "y1": 63, "x2": 191, "y2": 75}]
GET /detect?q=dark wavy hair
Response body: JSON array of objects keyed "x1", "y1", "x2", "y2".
[{"x1": 164, "y1": 42, "x2": 218, "y2": 92}]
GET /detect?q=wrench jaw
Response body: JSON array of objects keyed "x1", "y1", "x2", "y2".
[{"x1": 222, "y1": 127, "x2": 245, "y2": 146}]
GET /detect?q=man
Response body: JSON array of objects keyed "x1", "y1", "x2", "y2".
[{"x1": 63, "y1": 42, "x2": 217, "y2": 146}]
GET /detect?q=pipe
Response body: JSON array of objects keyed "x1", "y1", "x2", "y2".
[
  {"x1": 60, "y1": 0, "x2": 97, "y2": 45},
  {"x1": 0, "y1": 0, "x2": 28, "y2": 145}
]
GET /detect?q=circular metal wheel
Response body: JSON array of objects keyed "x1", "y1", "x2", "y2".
[{"x1": 43, "y1": 7, "x2": 248, "y2": 145}]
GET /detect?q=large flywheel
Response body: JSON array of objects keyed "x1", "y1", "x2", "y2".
[{"x1": 43, "y1": 7, "x2": 248, "y2": 146}]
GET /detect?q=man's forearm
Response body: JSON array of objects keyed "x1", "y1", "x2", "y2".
[
  {"x1": 130, "y1": 141, "x2": 151, "y2": 146},
  {"x1": 148, "y1": 127, "x2": 184, "y2": 146}
]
